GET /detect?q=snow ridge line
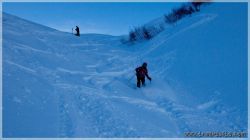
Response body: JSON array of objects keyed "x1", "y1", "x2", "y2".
[{"x1": 141, "y1": 14, "x2": 217, "y2": 57}]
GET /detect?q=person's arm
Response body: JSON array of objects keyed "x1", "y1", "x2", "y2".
[
  {"x1": 135, "y1": 68, "x2": 139, "y2": 73},
  {"x1": 145, "y1": 69, "x2": 152, "y2": 81}
]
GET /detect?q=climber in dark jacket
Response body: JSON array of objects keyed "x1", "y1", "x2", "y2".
[
  {"x1": 135, "y1": 62, "x2": 152, "y2": 88},
  {"x1": 75, "y1": 26, "x2": 80, "y2": 36}
]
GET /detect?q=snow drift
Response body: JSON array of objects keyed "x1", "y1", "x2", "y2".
[{"x1": 3, "y1": 2, "x2": 247, "y2": 138}]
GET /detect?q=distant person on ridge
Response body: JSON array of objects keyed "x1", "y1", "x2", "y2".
[
  {"x1": 135, "y1": 62, "x2": 152, "y2": 88},
  {"x1": 75, "y1": 26, "x2": 80, "y2": 36}
]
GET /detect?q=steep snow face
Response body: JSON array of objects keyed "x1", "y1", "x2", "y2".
[
  {"x1": 3, "y1": 3, "x2": 247, "y2": 138},
  {"x1": 138, "y1": 2, "x2": 248, "y2": 112}
]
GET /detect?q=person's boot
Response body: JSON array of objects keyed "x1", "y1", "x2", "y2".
[{"x1": 137, "y1": 82, "x2": 141, "y2": 88}]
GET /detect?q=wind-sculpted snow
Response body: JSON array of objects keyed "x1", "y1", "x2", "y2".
[{"x1": 3, "y1": 3, "x2": 247, "y2": 138}]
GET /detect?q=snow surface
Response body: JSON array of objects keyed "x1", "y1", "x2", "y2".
[{"x1": 3, "y1": 3, "x2": 247, "y2": 138}]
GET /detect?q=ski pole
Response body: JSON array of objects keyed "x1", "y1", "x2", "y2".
[{"x1": 128, "y1": 74, "x2": 135, "y2": 82}]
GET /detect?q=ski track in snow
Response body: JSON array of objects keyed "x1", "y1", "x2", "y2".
[
  {"x1": 72, "y1": 92, "x2": 137, "y2": 137},
  {"x1": 4, "y1": 60, "x2": 37, "y2": 74},
  {"x1": 11, "y1": 43, "x2": 53, "y2": 55},
  {"x1": 3, "y1": 4, "x2": 247, "y2": 137},
  {"x1": 58, "y1": 94, "x2": 74, "y2": 137}
]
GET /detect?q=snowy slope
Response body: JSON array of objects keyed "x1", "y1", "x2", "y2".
[{"x1": 3, "y1": 3, "x2": 247, "y2": 138}]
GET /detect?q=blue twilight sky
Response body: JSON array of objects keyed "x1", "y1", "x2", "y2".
[{"x1": 3, "y1": 2, "x2": 184, "y2": 35}]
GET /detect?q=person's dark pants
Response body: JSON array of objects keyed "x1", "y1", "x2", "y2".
[{"x1": 137, "y1": 76, "x2": 145, "y2": 88}]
